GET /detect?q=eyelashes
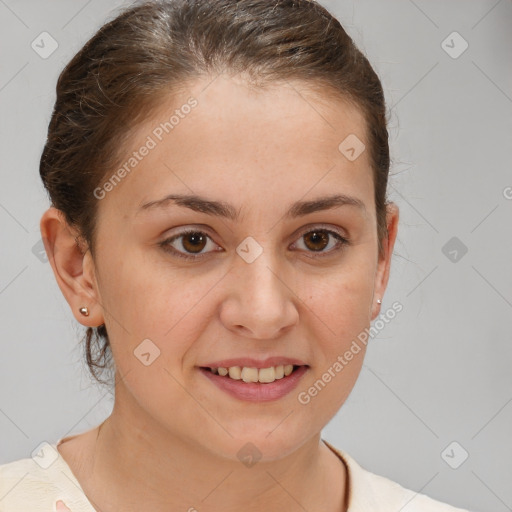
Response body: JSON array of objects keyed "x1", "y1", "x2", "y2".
[
  {"x1": 158, "y1": 225, "x2": 350, "y2": 262},
  {"x1": 159, "y1": 229, "x2": 219, "y2": 261}
]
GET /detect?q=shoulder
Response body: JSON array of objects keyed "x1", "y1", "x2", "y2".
[
  {"x1": 322, "y1": 440, "x2": 471, "y2": 512},
  {"x1": 0, "y1": 455, "x2": 56, "y2": 510},
  {"x1": 0, "y1": 443, "x2": 90, "y2": 511}
]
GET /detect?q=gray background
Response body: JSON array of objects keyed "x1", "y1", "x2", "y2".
[{"x1": 0, "y1": 1, "x2": 511, "y2": 511}]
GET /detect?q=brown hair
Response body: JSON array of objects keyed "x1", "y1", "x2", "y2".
[{"x1": 40, "y1": 0, "x2": 392, "y2": 387}]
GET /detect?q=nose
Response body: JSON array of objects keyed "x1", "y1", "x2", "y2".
[{"x1": 219, "y1": 250, "x2": 299, "y2": 340}]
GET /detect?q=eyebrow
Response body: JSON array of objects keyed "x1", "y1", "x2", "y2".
[{"x1": 138, "y1": 193, "x2": 366, "y2": 220}]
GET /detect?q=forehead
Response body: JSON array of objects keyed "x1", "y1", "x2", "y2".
[{"x1": 97, "y1": 75, "x2": 373, "y2": 219}]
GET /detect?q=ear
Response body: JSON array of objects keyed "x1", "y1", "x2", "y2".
[
  {"x1": 370, "y1": 202, "x2": 399, "y2": 321},
  {"x1": 40, "y1": 207, "x2": 104, "y2": 327}
]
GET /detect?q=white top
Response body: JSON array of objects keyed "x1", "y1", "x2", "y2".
[{"x1": 0, "y1": 436, "x2": 470, "y2": 512}]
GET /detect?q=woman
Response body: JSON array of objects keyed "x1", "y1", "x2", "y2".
[{"x1": 0, "y1": 0, "x2": 471, "y2": 510}]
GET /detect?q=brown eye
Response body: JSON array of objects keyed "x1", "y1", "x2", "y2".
[
  {"x1": 159, "y1": 229, "x2": 220, "y2": 260},
  {"x1": 181, "y1": 232, "x2": 207, "y2": 253},
  {"x1": 292, "y1": 227, "x2": 349, "y2": 257},
  {"x1": 303, "y1": 230, "x2": 330, "y2": 252}
]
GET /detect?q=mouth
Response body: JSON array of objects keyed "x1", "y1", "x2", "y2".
[
  {"x1": 198, "y1": 363, "x2": 309, "y2": 402},
  {"x1": 200, "y1": 364, "x2": 306, "y2": 384}
]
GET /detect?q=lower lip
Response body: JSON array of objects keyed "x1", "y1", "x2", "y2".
[{"x1": 199, "y1": 366, "x2": 309, "y2": 402}]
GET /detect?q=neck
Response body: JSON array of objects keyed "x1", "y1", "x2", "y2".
[{"x1": 83, "y1": 384, "x2": 347, "y2": 512}]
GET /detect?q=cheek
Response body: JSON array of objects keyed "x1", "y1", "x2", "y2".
[
  {"x1": 99, "y1": 255, "x2": 221, "y2": 362},
  {"x1": 296, "y1": 276, "x2": 370, "y2": 423},
  {"x1": 303, "y1": 259, "x2": 375, "y2": 339},
  {"x1": 299, "y1": 344, "x2": 366, "y2": 430}
]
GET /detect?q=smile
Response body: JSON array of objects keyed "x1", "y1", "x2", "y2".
[
  {"x1": 199, "y1": 365, "x2": 309, "y2": 402},
  {"x1": 206, "y1": 364, "x2": 296, "y2": 383}
]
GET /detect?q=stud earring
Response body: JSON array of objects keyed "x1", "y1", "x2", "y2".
[
  {"x1": 376, "y1": 299, "x2": 382, "y2": 304},
  {"x1": 79, "y1": 306, "x2": 90, "y2": 316}
]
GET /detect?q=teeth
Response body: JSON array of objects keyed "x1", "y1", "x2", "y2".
[
  {"x1": 228, "y1": 366, "x2": 241, "y2": 380},
  {"x1": 209, "y1": 364, "x2": 299, "y2": 383},
  {"x1": 257, "y1": 367, "x2": 275, "y2": 383},
  {"x1": 241, "y1": 367, "x2": 259, "y2": 383}
]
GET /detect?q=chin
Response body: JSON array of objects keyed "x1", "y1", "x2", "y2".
[{"x1": 211, "y1": 424, "x2": 316, "y2": 463}]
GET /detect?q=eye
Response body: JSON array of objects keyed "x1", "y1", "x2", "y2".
[
  {"x1": 159, "y1": 229, "x2": 221, "y2": 261},
  {"x1": 159, "y1": 225, "x2": 350, "y2": 261},
  {"x1": 291, "y1": 225, "x2": 350, "y2": 257}
]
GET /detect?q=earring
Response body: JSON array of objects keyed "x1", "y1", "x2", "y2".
[
  {"x1": 79, "y1": 306, "x2": 90, "y2": 317},
  {"x1": 376, "y1": 299, "x2": 382, "y2": 304}
]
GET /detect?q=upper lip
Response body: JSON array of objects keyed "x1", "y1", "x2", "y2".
[{"x1": 200, "y1": 357, "x2": 308, "y2": 369}]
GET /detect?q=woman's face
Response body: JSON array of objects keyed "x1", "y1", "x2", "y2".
[{"x1": 82, "y1": 75, "x2": 398, "y2": 460}]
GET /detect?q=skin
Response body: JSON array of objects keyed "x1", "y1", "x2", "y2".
[{"x1": 41, "y1": 74, "x2": 399, "y2": 512}]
